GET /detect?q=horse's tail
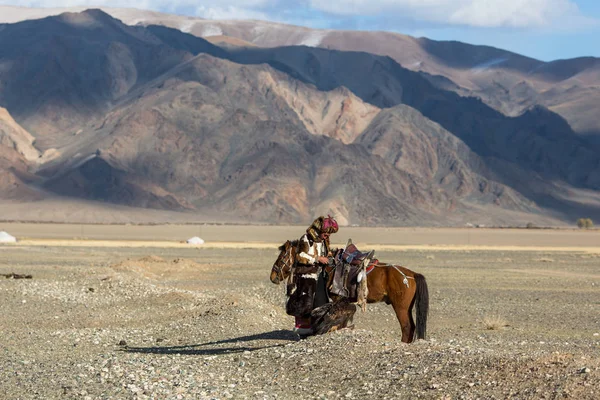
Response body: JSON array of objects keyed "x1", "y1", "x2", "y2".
[{"x1": 414, "y1": 273, "x2": 429, "y2": 340}]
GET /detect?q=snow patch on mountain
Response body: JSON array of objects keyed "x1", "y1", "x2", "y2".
[
  {"x1": 472, "y1": 57, "x2": 509, "y2": 73},
  {"x1": 299, "y1": 31, "x2": 327, "y2": 47},
  {"x1": 200, "y1": 24, "x2": 223, "y2": 37}
]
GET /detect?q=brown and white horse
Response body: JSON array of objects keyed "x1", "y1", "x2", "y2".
[{"x1": 270, "y1": 240, "x2": 429, "y2": 343}]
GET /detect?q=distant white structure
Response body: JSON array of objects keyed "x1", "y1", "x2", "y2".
[
  {"x1": 0, "y1": 231, "x2": 17, "y2": 243},
  {"x1": 186, "y1": 236, "x2": 205, "y2": 245}
]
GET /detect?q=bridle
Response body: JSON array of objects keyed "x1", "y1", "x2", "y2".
[
  {"x1": 279, "y1": 250, "x2": 295, "y2": 282},
  {"x1": 273, "y1": 243, "x2": 295, "y2": 282}
]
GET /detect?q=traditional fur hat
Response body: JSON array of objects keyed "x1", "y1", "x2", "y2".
[{"x1": 306, "y1": 215, "x2": 338, "y2": 241}]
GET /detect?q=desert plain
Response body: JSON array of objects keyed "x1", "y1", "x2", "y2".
[{"x1": 0, "y1": 224, "x2": 599, "y2": 399}]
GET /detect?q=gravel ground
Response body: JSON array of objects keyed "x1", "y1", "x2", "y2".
[{"x1": 1, "y1": 244, "x2": 599, "y2": 399}]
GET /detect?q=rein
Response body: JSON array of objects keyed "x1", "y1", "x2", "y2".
[{"x1": 277, "y1": 247, "x2": 296, "y2": 283}]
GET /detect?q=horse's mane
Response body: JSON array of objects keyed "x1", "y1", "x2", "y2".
[{"x1": 279, "y1": 239, "x2": 299, "y2": 252}]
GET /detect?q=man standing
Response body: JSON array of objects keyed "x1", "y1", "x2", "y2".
[{"x1": 286, "y1": 215, "x2": 338, "y2": 336}]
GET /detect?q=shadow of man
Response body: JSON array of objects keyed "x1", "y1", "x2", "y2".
[{"x1": 122, "y1": 329, "x2": 299, "y2": 356}]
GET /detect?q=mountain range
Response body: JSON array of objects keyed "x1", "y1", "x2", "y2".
[{"x1": 0, "y1": 6, "x2": 599, "y2": 226}]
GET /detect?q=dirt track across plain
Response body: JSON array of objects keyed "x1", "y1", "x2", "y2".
[{"x1": 3, "y1": 223, "x2": 600, "y2": 250}]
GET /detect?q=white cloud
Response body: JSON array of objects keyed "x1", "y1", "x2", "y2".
[
  {"x1": 309, "y1": 0, "x2": 587, "y2": 28},
  {"x1": 195, "y1": 5, "x2": 270, "y2": 21},
  {"x1": 1, "y1": 0, "x2": 596, "y2": 29},
  {"x1": 0, "y1": 0, "x2": 275, "y2": 21},
  {"x1": 0, "y1": 0, "x2": 160, "y2": 9},
  {"x1": 448, "y1": 0, "x2": 578, "y2": 27},
  {"x1": 1, "y1": 0, "x2": 274, "y2": 9}
]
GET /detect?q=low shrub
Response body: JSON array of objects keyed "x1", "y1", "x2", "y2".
[
  {"x1": 576, "y1": 218, "x2": 594, "y2": 229},
  {"x1": 482, "y1": 315, "x2": 508, "y2": 330}
]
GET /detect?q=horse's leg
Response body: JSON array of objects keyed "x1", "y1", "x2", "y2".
[
  {"x1": 390, "y1": 295, "x2": 415, "y2": 343},
  {"x1": 388, "y1": 267, "x2": 417, "y2": 343}
]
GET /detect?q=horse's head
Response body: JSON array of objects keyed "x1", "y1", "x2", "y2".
[{"x1": 270, "y1": 240, "x2": 297, "y2": 284}]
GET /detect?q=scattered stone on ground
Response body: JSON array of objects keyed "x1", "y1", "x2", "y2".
[{"x1": 1, "y1": 245, "x2": 598, "y2": 399}]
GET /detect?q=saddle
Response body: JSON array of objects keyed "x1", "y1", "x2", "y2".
[
  {"x1": 329, "y1": 239, "x2": 375, "y2": 302},
  {"x1": 342, "y1": 242, "x2": 374, "y2": 265}
]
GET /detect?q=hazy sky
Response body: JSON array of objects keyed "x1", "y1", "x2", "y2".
[{"x1": 2, "y1": 0, "x2": 599, "y2": 61}]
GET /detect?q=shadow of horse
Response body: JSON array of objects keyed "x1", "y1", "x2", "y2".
[{"x1": 122, "y1": 329, "x2": 299, "y2": 356}]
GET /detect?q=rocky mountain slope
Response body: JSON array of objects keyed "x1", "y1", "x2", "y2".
[
  {"x1": 2, "y1": 5, "x2": 599, "y2": 140},
  {"x1": 0, "y1": 9, "x2": 599, "y2": 226},
  {"x1": 0, "y1": 107, "x2": 43, "y2": 200}
]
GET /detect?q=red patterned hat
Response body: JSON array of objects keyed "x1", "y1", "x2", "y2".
[{"x1": 322, "y1": 215, "x2": 339, "y2": 234}]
